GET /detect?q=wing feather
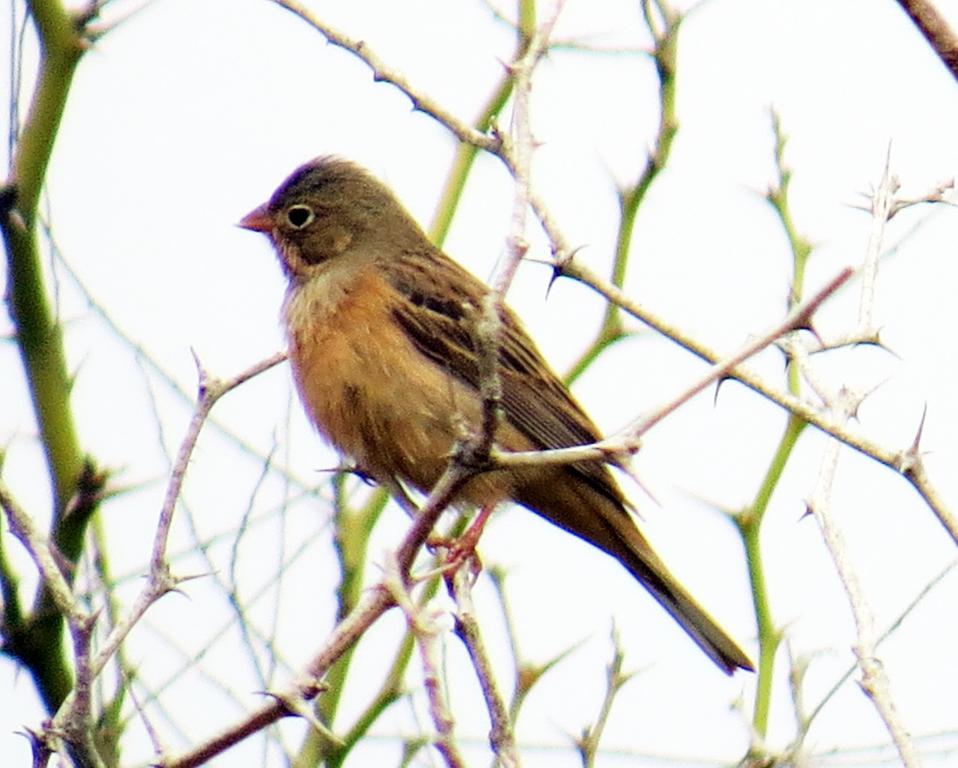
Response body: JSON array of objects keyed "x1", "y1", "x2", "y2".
[{"x1": 382, "y1": 249, "x2": 625, "y2": 507}]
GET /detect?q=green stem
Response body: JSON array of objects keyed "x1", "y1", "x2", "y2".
[
  {"x1": 739, "y1": 412, "x2": 806, "y2": 736},
  {"x1": 427, "y1": 1, "x2": 535, "y2": 247},
  {"x1": 2, "y1": 1, "x2": 93, "y2": 714},
  {"x1": 565, "y1": 4, "x2": 681, "y2": 384},
  {"x1": 292, "y1": 482, "x2": 388, "y2": 767},
  {"x1": 428, "y1": 77, "x2": 514, "y2": 247},
  {"x1": 738, "y1": 112, "x2": 813, "y2": 746},
  {"x1": 6, "y1": 3, "x2": 86, "y2": 520}
]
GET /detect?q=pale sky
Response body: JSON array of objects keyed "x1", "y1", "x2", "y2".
[{"x1": 3, "y1": 0, "x2": 958, "y2": 765}]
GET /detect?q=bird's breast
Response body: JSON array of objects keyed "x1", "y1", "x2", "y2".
[{"x1": 282, "y1": 264, "x2": 510, "y2": 504}]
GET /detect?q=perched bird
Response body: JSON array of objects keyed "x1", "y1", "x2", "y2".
[{"x1": 239, "y1": 157, "x2": 753, "y2": 674}]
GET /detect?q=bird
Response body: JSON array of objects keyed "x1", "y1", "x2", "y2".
[{"x1": 238, "y1": 156, "x2": 753, "y2": 674}]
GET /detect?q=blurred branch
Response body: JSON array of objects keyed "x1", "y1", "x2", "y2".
[
  {"x1": 0, "y1": 483, "x2": 83, "y2": 626},
  {"x1": 294, "y1": 480, "x2": 390, "y2": 767},
  {"x1": 1, "y1": 0, "x2": 97, "y2": 718},
  {"x1": 0, "y1": 481, "x2": 102, "y2": 767},
  {"x1": 575, "y1": 627, "x2": 634, "y2": 768},
  {"x1": 895, "y1": 0, "x2": 958, "y2": 82},
  {"x1": 486, "y1": 567, "x2": 584, "y2": 731},
  {"x1": 804, "y1": 558, "x2": 958, "y2": 730}
]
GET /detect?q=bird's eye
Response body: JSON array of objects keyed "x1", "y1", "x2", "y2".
[{"x1": 286, "y1": 205, "x2": 315, "y2": 229}]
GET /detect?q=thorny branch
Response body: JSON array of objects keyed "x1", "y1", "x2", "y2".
[
  {"x1": 385, "y1": 556, "x2": 466, "y2": 768},
  {"x1": 162, "y1": 455, "x2": 481, "y2": 767},
  {"x1": 158, "y1": 7, "x2": 955, "y2": 767},
  {"x1": 450, "y1": 567, "x2": 520, "y2": 767},
  {"x1": 267, "y1": 0, "x2": 955, "y2": 550},
  {"x1": 493, "y1": 267, "x2": 852, "y2": 470},
  {"x1": 558, "y1": 258, "x2": 958, "y2": 546},
  {"x1": 2, "y1": 353, "x2": 285, "y2": 763},
  {"x1": 801, "y1": 166, "x2": 920, "y2": 767},
  {"x1": 11, "y1": 2, "x2": 954, "y2": 765}
]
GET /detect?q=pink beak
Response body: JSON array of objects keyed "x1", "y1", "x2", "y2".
[{"x1": 238, "y1": 203, "x2": 272, "y2": 233}]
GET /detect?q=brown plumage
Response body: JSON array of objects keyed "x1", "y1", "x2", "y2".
[{"x1": 239, "y1": 156, "x2": 753, "y2": 674}]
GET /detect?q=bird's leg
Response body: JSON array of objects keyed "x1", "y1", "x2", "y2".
[
  {"x1": 430, "y1": 502, "x2": 496, "y2": 580},
  {"x1": 458, "y1": 502, "x2": 496, "y2": 554}
]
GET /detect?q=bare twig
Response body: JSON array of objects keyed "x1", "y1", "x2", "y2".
[
  {"x1": 268, "y1": 0, "x2": 499, "y2": 152},
  {"x1": 558, "y1": 258, "x2": 958, "y2": 545},
  {"x1": 493, "y1": 267, "x2": 853, "y2": 469},
  {"x1": 450, "y1": 566, "x2": 519, "y2": 768},
  {"x1": 806, "y1": 397, "x2": 921, "y2": 768},
  {"x1": 575, "y1": 627, "x2": 634, "y2": 768},
  {"x1": 84, "y1": 351, "x2": 287, "y2": 687},
  {"x1": 267, "y1": 0, "x2": 583, "y2": 274},
  {"x1": 31, "y1": 353, "x2": 286, "y2": 760},
  {"x1": 162, "y1": 457, "x2": 475, "y2": 767},
  {"x1": 804, "y1": 558, "x2": 958, "y2": 729},
  {"x1": 0, "y1": 485, "x2": 101, "y2": 768},
  {"x1": 152, "y1": 351, "x2": 286, "y2": 572},
  {"x1": 385, "y1": 555, "x2": 466, "y2": 768},
  {"x1": 857, "y1": 148, "x2": 896, "y2": 335},
  {"x1": 0, "y1": 484, "x2": 84, "y2": 625},
  {"x1": 473, "y1": 3, "x2": 567, "y2": 459},
  {"x1": 802, "y1": 166, "x2": 921, "y2": 767}
]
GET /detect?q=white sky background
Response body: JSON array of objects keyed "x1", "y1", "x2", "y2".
[{"x1": 3, "y1": 0, "x2": 958, "y2": 765}]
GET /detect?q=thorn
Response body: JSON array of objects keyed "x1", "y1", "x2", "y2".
[
  {"x1": 805, "y1": 320, "x2": 825, "y2": 349},
  {"x1": 263, "y1": 687, "x2": 340, "y2": 745},
  {"x1": 76, "y1": 608, "x2": 100, "y2": 636},
  {"x1": 713, "y1": 374, "x2": 732, "y2": 405},
  {"x1": 910, "y1": 405, "x2": 927, "y2": 455},
  {"x1": 896, "y1": 405, "x2": 927, "y2": 474},
  {"x1": 546, "y1": 263, "x2": 562, "y2": 296},
  {"x1": 618, "y1": 459, "x2": 656, "y2": 511},
  {"x1": 172, "y1": 570, "x2": 214, "y2": 587},
  {"x1": 189, "y1": 348, "x2": 211, "y2": 399},
  {"x1": 497, "y1": 56, "x2": 517, "y2": 75},
  {"x1": 849, "y1": 377, "x2": 889, "y2": 421},
  {"x1": 19, "y1": 725, "x2": 54, "y2": 767},
  {"x1": 549, "y1": 243, "x2": 586, "y2": 292},
  {"x1": 846, "y1": 397, "x2": 863, "y2": 422},
  {"x1": 871, "y1": 328, "x2": 901, "y2": 360},
  {"x1": 48, "y1": 539, "x2": 76, "y2": 578}
]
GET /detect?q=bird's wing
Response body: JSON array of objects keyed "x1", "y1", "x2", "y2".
[{"x1": 383, "y1": 248, "x2": 626, "y2": 507}]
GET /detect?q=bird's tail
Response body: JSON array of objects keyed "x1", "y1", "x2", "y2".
[
  {"x1": 517, "y1": 477, "x2": 753, "y2": 674},
  {"x1": 619, "y1": 541, "x2": 754, "y2": 674}
]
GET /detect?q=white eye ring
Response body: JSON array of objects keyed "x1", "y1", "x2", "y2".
[{"x1": 286, "y1": 205, "x2": 315, "y2": 229}]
